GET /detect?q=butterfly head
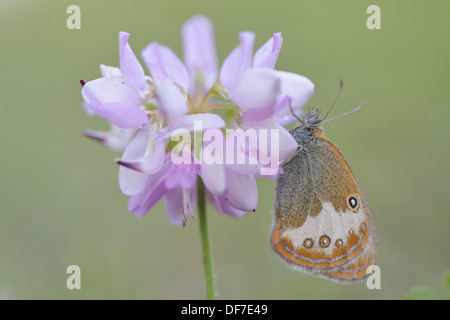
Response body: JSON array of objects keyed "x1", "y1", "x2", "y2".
[
  {"x1": 289, "y1": 109, "x2": 325, "y2": 145},
  {"x1": 300, "y1": 109, "x2": 324, "y2": 131}
]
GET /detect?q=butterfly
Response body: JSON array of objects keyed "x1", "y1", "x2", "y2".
[{"x1": 271, "y1": 84, "x2": 377, "y2": 283}]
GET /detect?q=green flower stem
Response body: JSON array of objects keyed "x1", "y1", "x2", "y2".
[{"x1": 197, "y1": 176, "x2": 216, "y2": 300}]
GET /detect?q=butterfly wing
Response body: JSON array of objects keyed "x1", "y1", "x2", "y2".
[{"x1": 271, "y1": 135, "x2": 377, "y2": 283}]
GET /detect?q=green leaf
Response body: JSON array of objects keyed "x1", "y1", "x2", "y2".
[
  {"x1": 444, "y1": 271, "x2": 450, "y2": 292},
  {"x1": 444, "y1": 270, "x2": 450, "y2": 299},
  {"x1": 405, "y1": 286, "x2": 442, "y2": 300}
]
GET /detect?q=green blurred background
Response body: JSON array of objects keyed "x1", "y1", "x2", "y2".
[{"x1": 1, "y1": 0, "x2": 449, "y2": 299}]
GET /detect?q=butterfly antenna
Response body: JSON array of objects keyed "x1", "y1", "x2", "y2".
[
  {"x1": 321, "y1": 79, "x2": 343, "y2": 121},
  {"x1": 323, "y1": 103, "x2": 365, "y2": 123},
  {"x1": 289, "y1": 98, "x2": 304, "y2": 125}
]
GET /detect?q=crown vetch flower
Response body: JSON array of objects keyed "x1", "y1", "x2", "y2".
[
  {"x1": 82, "y1": 32, "x2": 151, "y2": 130},
  {"x1": 219, "y1": 31, "x2": 315, "y2": 125},
  {"x1": 212, "y1": 31, "x2": 314, "y2": 180},
  {"x1": 80, "y1": 15, "x2": 315, "y2": 225}
]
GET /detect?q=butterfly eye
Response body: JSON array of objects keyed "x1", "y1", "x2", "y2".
[
  {"x1": 335, "y1": 239, "x2": 343, "y2": 247},
  {"x1": 319, "y1": 235, "x2": 331, "y2": 248},
  {"x1": 303, "y1": 238, "x2": 314, "y2": 249},
  {"x1": 347, "y1": 195, "x2": 359, "y2": 212}
]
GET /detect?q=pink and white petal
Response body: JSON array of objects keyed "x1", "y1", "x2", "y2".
[
  {"x1": 273, "y1": 71, "x2": 315, "y2": 124},
  {"x1": 271, "y1": 96, "x2": 300, "y2": 126},
  {"x1": 164, "y1": 188, "x2": 184, "y2": 225},
  {"x1": 121, "y1": 128, "x2": 151, "y2": 162},
  {"x1": 175, "y1": 113, "x2": 226, "y2": 131},
  {"x1": 165, "y1": 186, "x2": 197, "y2": 225},
  {"x1": 88, "y1": 102, "x2": 149, "y2": 129},
  {"x1": 224, "y1": 158, "x2": 261, "y2": 175},
  {"x1": 225, "y1": 161, "x2": 262, "y2": 176},
  {"x1": 81, "y1": 76, "x2": 142, "y2": 106},
  {"x1": 223, "y1": 144, "x2": 261, "y2": 175},
  {"x1": 277, "y1": 71, "x2": 315, "y2": 109},
  {"x1": 100, "y1": 64, "x2": 122, "y2": 78},
  {"x1": 212, "y1": 193, "x2": 247, "y2": 217},
  {"x1": 158, "y1": 113, "x2": 225, "y2": 139},
  {"x1": 82, "y1": 102, "x2": 96, "y2": 116},
  {"x1": 119, "y1": 32, "x2": 149, "y2": 93},
  {"x1": 200, "y1": 162, "x2": 226, "y2": 195},
  {"x1": 129, "y1": 180, "x2": 167, "y2": 218},
  {"x1": 118, "y1": 140, "x2": 165, "y2": 174},
  {"x1": 252, "y1": 32, "x2": 283, "y2": 69},
  {"x1": 164, "y1": 161, "x2": 198, "y2": 190},
  {"x1": 127, "y1": 174, "x2": 151, "y2": 212},
  {"x1": 119, "y1": 129, "x2": 153, "y2": 195},
  {"x1": 221, "y1": 130, "x2": 261, "y2": 175},
  {"x1": 140, "y1": 140, "x2": 166, "y2": 173},
  {"x1": 141, "y1": 42, "x2": 190, "y2": 89},
  {"x1": 219, "y1": 31, "x2": 255, "y2": 89},
  {"x1": 155, "y1": 80, "x2": 188, "y2": 125},
  {"x1": 116, "y1": 126, "x2": 164, "y2": 173},
  {"x1": 242, "y1": 95, "x2": 290, "y2": 123},
  {"x1": 224, "y1": 170, "x2": 258, "y2": 212},
  {"x1": 242, "y1": 106, "x2": 274, "y2": 124},
  {"x1": 230, "y1": 68, "x2": 280, "y2": 110},
  {"x1": 127, "y1": 161, "x2": 170, "y2": 211},
  {"x1": 182, "y1": 15, "x2": 218, "y2": 91},
  {"x1": 119, "y1": 166, "x2": 148, "y2": 196},
  {"x1": 84, "y1": 125, "x2": 136, "y2": 152},
  {"x1": 247, "y1": 118, "x2": 298, "y2": 161}
]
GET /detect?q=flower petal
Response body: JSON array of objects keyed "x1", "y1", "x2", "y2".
[
  {"x1": 81, "y1": 102, "x2": 96, "y2": 116},
  {"x1": 200, "y1": 161, "x2": 226, "y2": 195},
  {"x1": 155, "y1": 80, "x2": 188, "y2": 125},
  {"x1": 119, "y1": 32, "x2": 149, "y2": 93},
  {"x1": 141, "y1": 42, "x2": 189, "y2": 89},
  {"x1": 273, "y1": 71, "x2": 315, "y2": 125},
  {"x1": 140, "y1": 140, "x2": 166, "y2": 173},
  {"x1": 223, "y1": 131, "x2": 262, "y2": 175},
  {"x1": 100, "y1": 64, "x2": 121, "y2": 78},
  {"x1": 121, "y1": 128, "x2": 151, "y2": 162},
  {"x1": 248, "y1": 118, "x2": 298, "y2": 162},
  {"x1": 119, "y1": 129, "x2": 153, "y2": 195},
  {"x1": 165, "y1": 188, "x2": 184, "y2": 225},
  {"x1": 242, "y1": 95, "x2": 290, "y2": 123},
  {"x1": 230, "y1": 68, "x2": 280, "y2": 110},
  {"x1": 81, "y1": 76, "x2": 142, "y2": 106},
  {"x1": 119, "y1": 165, "x2": 148, "y2": 196},
  {"x1": 127, "y1": 160, "x2": 170, "y2": 212},
  {"x1": 252, "y1": 32, "x2": 283, "y2": 69},
  {"x1": 117, "y1": 139, "x2": 165, "y2": 174},
  {"x1": 164, "y1": 161, "x2": 198, "y2": 190},
  {"x1": 212, "y1": 193, "x2": 247, "y2": 218},
  {"x1": 128, "y1": 177, "x2": 167, "y2": 218},
  {"x1": 83, "y1": 125, "x2": 137, "y2": 152},
  {"x1": 219, "y1": 31, "x2": 255, "y2": 88},
  {"x1": 88, "y1": 102, "x2": 149, "y2": 129},
  {"x1": 224, "y1": 170, "x2": 258, "y2": 212},
  {"x1": 165, "y1": 186, "x2": 197, "y2": 226},
  {"x1": 158, "y1": 113, "x2": 225, "y2": 139},
  {"x1": 182, "y1": 15, "x2": 218, "y2": 91}
]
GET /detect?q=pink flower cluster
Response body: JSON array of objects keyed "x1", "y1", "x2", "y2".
[{"x1": 81, "y1": 15, "x2": 314, "y2": 225}]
